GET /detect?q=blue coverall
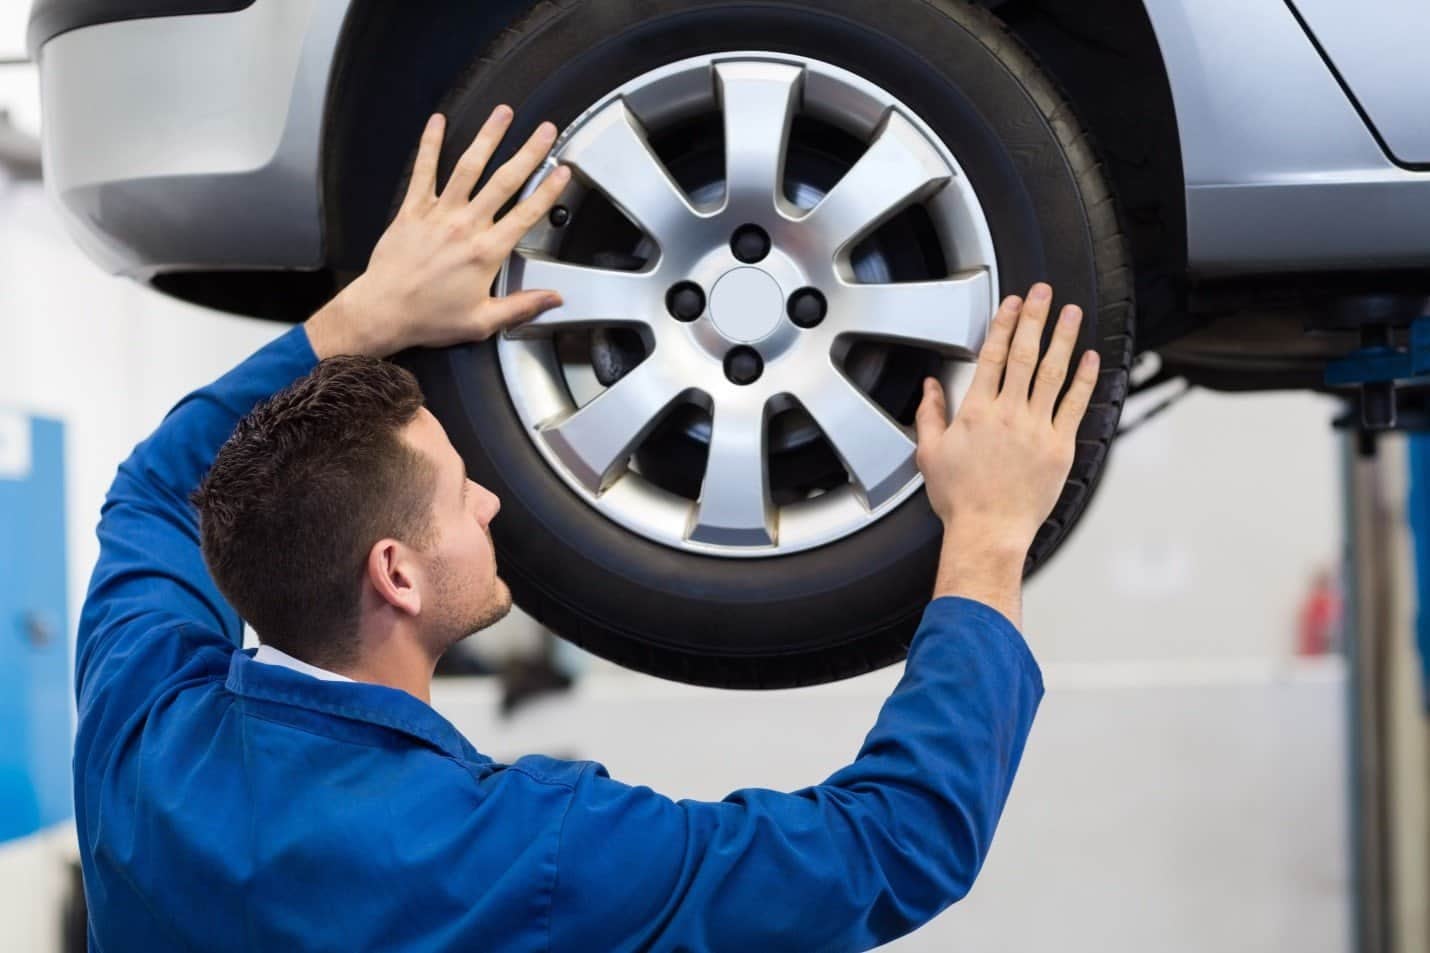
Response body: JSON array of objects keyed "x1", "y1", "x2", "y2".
[{"x1": 74, "y1": 325, "x2": 1044, "y2": 952}]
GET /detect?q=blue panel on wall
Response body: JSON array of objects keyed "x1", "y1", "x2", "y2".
[
  {"x1": 1406, "y1": 436, "x2": 1430, "y2": 711},
  {"x1": 0, "y1": 413, "x2": 72, "y2": 843}
]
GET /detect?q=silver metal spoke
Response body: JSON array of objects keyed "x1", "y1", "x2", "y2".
[
  {"x1": 688, "y1": 399, "x2": 775, "y2": 547},
  {"x1": 539, "y1": 359, "x2": 687, "y2": 494},
  {"x1": 559, "y1": 99, "x2": 699, "y2": 249},
  {"x1": 504, "y1": 254, "x2": 662, "y2": 338},
  {"x1": 715, "y1": 61, "x2": 802, "y2": 216},
  {"x1": 802, "y1": 111, "x2": 952, "y2": 257},
  {"x1": 832, "y1": 269, "x2": 992, "y2": 356},
  {"x1": 799, "y1": 369, "x2": 919, "y2": 511}
]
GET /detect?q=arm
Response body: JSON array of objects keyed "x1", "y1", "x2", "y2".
[
  {"x1": 549, "y1": 288, "x2": 1100, "y2": 952},
  {"x1": 75, "y1": 324, "x2": 321, "y2": 706},
  {"x1": 75, "y1": 108, "x2": 570, "y2": 714},
  {"x1": 550, "y1": 598, "x2": 1040, "y2": 952}
]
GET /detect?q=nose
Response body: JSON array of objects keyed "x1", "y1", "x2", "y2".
[{"x1": 479, "y1": 485, "x2": 501, "y2": 525}]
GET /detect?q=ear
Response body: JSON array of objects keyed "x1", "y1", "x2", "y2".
[{"x1": 365, "y1": 539, "x2": 422, "y2": 617}]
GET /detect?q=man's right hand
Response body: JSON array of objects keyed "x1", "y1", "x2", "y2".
[
  {"x1": 914, "y1": 283, "x2": 1100, "y2": 627},
  {"x1": 308, "y1": 108, "x2": 571, "y2": 361}
]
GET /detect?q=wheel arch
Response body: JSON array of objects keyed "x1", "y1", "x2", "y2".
[
  {"x1": 319, "y1": 0, "x2": 1184, "y2": 339},
  {"x1": 319, "y1": 0, "x2": 540, "y2": 277}
]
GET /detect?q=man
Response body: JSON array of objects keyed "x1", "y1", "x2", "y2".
[{"x1": 74, "y1": 106, "x2": 1099, "y2": 951}]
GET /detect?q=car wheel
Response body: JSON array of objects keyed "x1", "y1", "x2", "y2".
[{"x1": 399, "y1": 0, "x2": 1133, "y2": 688}]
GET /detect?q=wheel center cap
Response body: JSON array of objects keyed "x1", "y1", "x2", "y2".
[{"x1": 709, "y1": 267, "x2": 783, "y2": 343}]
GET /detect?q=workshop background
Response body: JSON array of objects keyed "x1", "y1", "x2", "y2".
[{"x1": 1, "y1": 1, "x2": 1427, "y2": 951}]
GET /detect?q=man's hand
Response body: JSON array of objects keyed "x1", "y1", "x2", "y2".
[
  {"x1": 307, "y1": 107, "x2": 571, "y2": 359},
  {"x1": 914, "y1": 283, "x2": 1100, "y2": 626}
]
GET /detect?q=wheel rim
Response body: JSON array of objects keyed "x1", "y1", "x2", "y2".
[{"x1": 497, "y1": 52, "x2": 998, "y2": 558}]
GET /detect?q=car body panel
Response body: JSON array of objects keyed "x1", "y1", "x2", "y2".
[
  {"x1": 1141, "y1": 0, "x2": 1430, "y2": 274},
  {"x1": 36, "y1": 0, "x2": 347, "y2": 276},
  {"x1": 29, "y1": 0, "x2": 1430, "y2": 280},
  {"x1": 1286, "y1": 0, "x2": 1430, "y2": 166}
]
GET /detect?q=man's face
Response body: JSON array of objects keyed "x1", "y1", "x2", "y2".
[{"x1": 403, "y1": 408, "x2": 511, "y2": 648}]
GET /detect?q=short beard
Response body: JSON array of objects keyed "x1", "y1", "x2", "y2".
[
  {"x1": 463, "y1": 577, "x2": 513, "y2": 640},
  {"x1": 428, "y1": 556, "x2": 512, "y2": 654}
]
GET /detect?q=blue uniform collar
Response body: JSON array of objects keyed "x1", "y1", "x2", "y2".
[{"x1": 225, "y1": 650, "x2": 488, "y2": 765}]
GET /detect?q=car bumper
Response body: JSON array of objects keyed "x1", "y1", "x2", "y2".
[{"x1": 36, "y1": 0, "x2": 350, "y2": 278}]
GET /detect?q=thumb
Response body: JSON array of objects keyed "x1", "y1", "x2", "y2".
[
  {"x1": 914, "y1": 377, "x2": 948, "y2": 450},
  {"x1": 480, "y1": 289, "x2": 563, "y2": 336}
]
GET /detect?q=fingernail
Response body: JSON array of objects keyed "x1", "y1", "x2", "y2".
[
  {"x1": 551, "y1": 165, "x2": 572, "y2": 183},
  {"x1": 538, "y1": 122, "x2": 557, "y2": 141},
  {"x1": 492, "y1": 105, "x2": 513, "y2": 122},
  {"x1": 1082, "y1": 350, "x2": 1100, "y2": 367},
  {"x1": 427, "y1": 113, "x2": 445, "y2": 130},
  {"x1": 1031, "y1": 283, "x2": 1052, "y2": 301},
  {"x1": 546, "y1": 294, "x2": 562, "y2": 308},
  {"x1": 1001, "y1": 295, "x2": 1021, "y2": 310},
  {"x1": 1060, "y1": 305, "x2": 1082, "y2": 323}
]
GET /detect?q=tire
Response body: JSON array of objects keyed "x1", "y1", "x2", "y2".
[{"x1": 400, "y1": 0, "x2": 1133, "y2": 688}]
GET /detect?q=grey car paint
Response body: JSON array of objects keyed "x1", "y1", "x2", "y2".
[
  {"x1": 32, "y1": 0, "x2": 1430, "y2": 279},
  {"x1": 38, "y1": 0, "x2": 348, "y2": 277},
  {"x1": 1142, "y1": 0, "x2": 1430, "y2": 273},
  {"x1": 1287, "y1": 0, "x2": 1430, "y2": 165}
]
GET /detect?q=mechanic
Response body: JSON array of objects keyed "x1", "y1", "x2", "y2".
[{"x1": 73, "y1": 107, "x2": 1099, "y2": 951}]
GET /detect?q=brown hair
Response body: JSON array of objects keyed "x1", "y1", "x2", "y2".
[{"x1": 192, "y1": 356, "x2": 437, "y2": 668}]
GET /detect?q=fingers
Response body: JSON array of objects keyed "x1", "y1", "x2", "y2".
[
  {"x1": 1001, "y1": 282, "x2": 1053, "y2": 399},
  {"x1": 479, "y1": 288, "x2": 564, "y2": 337},
  {"x1": 967, "y1": 295, "x2": 1021, "y2": 402},
  {"x1": 1029, "y1": 304, "x2": 1084, "y2": 418},
  {"x1": 915, "y1": 377, "x2": 949, "y2": 451},
  {"x1": 401, "y1": 113, "x2": 446, "y2": 213},
  {"x1": 1054, "y1": 348, "x2": 1101, "y2": 436},
  {"x1": 439, "y1": 105, "x2": 514, "y2": 209},
  {"x1": 469, "y1": 121, "x2": 560, "y2": 223},
  {"x1": 488, "y1": 165, "x2": 572, "y2": 250}
]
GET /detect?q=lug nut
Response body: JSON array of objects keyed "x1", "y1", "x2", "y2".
[
  {"x1": 666, "y1": 281, "x2": 705, "y2": 322},
  {"x1": 787, "y1": 287, "x2": 827, "y2": 328},
  {"x1": 548, "y1": 205, "x2": 571, "y2": 228},
  {"x1": 724, "y1": 346, "x2": 763, "y2": 385},
  {"x1": 730, "y1": 224, "x2": 771, "y2": 264}
]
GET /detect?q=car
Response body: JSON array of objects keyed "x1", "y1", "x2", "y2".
[{"x1": 28, "y1": 0, "x2": 1430, "y2": 687}]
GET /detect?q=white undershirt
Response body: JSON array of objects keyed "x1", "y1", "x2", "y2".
[{"x1": 251, "y1": 644, "x2": 353, "y2": 683}]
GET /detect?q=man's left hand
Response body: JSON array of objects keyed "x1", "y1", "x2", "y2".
[{"x1": 307, "y1": 106, "x2": 570, "y2": 360}]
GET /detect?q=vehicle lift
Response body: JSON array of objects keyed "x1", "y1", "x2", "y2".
[{"x1": 1324, "y1": 307, "x2": 1430, "y2": 953}]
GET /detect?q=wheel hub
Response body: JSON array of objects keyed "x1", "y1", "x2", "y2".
[{"x1": 709, "y1": 267, "x2": 783, "y2": 344}]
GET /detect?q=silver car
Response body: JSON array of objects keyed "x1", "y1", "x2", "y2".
[{"x1": 29, "y1": 0, "x2": 1430, "y2": 686}]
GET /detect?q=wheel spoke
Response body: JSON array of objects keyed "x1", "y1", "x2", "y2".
[
  {"x1": 802, "y1": 111, "x2": 951, "y2": 257},
  {"x1": 715, "y1": 61, "x2": 802, "y2": 217},
  {"x1": 831, "y1": 270, "x2": 992, "y2": 356},
  {"x1": 504, "y1": 254, "x2": 662, "y2": 338},
  {"x1": 688, "y1": 399, "x2": 775, "y2": 547},
  {"x1": 559, "y1": 99, "x2": 699, "y2": 249},
  {"x1": 798, "y1": 369, "x2": 918, "y2": 511},
  {"x1": 539, "y1": 359, "x2": 687, "y2": 494}
]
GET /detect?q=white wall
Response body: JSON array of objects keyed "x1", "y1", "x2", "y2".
[{"x1": 1025, "y1": 383, "x2": 1343, "y2": 664}]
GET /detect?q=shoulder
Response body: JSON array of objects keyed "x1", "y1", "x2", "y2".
[{"x1": 487, "y1": 754, "x2": 601, "y2": 792}]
